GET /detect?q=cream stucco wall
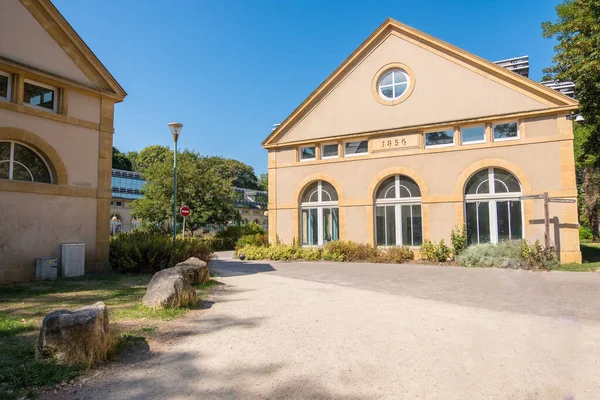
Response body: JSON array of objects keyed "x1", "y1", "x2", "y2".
[
  {"x1": 0, "y1": 191, "x2": 98, "y2": 282},
  {"x1": 279, "y1": 34, "x2": 548, "y2": 144},
  {"x1": 0, "y1": 0, "x2": 95, "y2": 87},
  {"x1": 68, "y1": 90, "x2": 102, "y2": 124},
  {"x1": 0, "y1": 108, "x2": 99, "y2": 188}
]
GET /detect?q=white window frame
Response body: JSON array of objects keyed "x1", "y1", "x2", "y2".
[
  {"x1": 374, "y1": 175, "x2": 422, "y2": 247},
  {"x1": 464, "y1": 168, "x2": 524, "y2": 244},
  {"x1": 424, "y1": 129, "x2": 455, "y2": 149},
  {"x1": 460, "y1": 125, "x2": 486, "y2": 145},
  {"x1": 0, "y1": 140, "x2": 53, "y2": 183},
  {"x1": 0, "y1": 70, "x2": 11, "y2": 101},
  {"x1": 300, "y1": 181, "x2": 339, "y2": 246},
  {"x1": 377, "y1": 69, "x2": 410, "y2": 101},
  {"x1": 23, "y1": 79, "x2": 58, "y2": 113},
  {"x1": 321, "y1": 142, "x2": 339, "y2": 159},
  {"x1": 343, "y1": 140, "x2": 368, "y2": 157},
  {"x1": 492, "y1": 121, "x2": 520, "y2": 142},
  {"x1": 299, "y1": 145, "x2": 316, "y2": 162}
]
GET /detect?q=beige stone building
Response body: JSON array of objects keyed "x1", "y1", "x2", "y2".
[
  {"x1": 0, "y1": 0, "x2": 126, "y2": 282},
  {"x1": 263, "y1": 19, "x2": 581, "y2": 263}
]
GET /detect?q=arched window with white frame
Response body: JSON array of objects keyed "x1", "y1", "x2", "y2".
[
  {"x1": 464, "y1": 168, "x2": 523, "y2": 244},
  {"x1": 374, "y1": 175, "x2": 422, "y2": 247},
  {"x1": 0, "y1": 141, "x2": 53, "y2": 183},
  {"x1": 300, "y1": 181, "x2": 339, "y2": 246}
]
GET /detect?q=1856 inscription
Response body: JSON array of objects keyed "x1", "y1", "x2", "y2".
[{"x1": 370, "y1": 133, "x2": 419, "y2": 152}]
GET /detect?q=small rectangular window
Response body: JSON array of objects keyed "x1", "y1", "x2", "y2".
[
  {"x1": 110, "y1": 201, "x2": 114, "y2": 206},
  {"x1": 23, "y1": 80, "x2": 57, "y2": 111},
  {"x1": 425, "y1": 129, "x2": 454, "y2": 148},
  {"x1": 493, "y1": 122, "x2": 519, "y2": 141},
  {"x1": 300, "y1": 146, "x2": 316, "y2": 161},
  {"x1": 322, "y1": 143, "x2": 338, "y2": 158},
  {"x1": 116, "y1": 201, "x2": 122, "y2": 207},
  {"x1": 0, "y1": 71, "x2": 10, "y2": 100},
  {"x1": 344, "y1": 140, "x2": 368, "y2": 156},
  {"x1": 461, "y1": 126, "x2": 485, "y2": 144}
]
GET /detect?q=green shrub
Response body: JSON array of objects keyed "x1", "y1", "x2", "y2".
[
  {"x1": 236, "y1": 233, "x2": 269, "y2": 249},
  {"x1": 456, "y1": 240, "x2": 558, "y2": 270},
  {"x1": 420, "y1": 239, "x2": 451, "y2": 262},
  {"x1": 580, "y1": 225, "x2": 593, "y2": 241},
  {"x1": 382, "y1": 246, "x2": 415, "y2": 263},
  {"x1": 237, "y1": 240, "x2": 414, "y2": 264},
  {"x1": 519, "y1": 240, "x2": 559, "y2": 270},
  {"x1": 214, "y1": 222, "x2": 266, "y2": 250},
  {"x1": 450, "y1": 225, "x2": 467, "y2": 256},
  {"x1": 109, "y1": 231, "x2": 214, "y2": 274},
  {"x1": 323, "y1": 240, "x2": 379, "y2": 262}
]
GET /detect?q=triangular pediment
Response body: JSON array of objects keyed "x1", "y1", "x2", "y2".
[
  {"x1": 263, "y1": 19, "x2": 577, "y2": 147},
  {"x1": 0, "y1": 0, "x2": 126, "y2": 99}
]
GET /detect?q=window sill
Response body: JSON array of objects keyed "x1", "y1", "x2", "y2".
[
  {"x1": 344, "y1": 152, "x2": 369, "y2": 158},
  {"x1": 493, "y1": 136, "x2": 520, "y2": 142},
  {"x1": 462, "y1": 140, "x2": 486, "y2": 145},
  {"x1": 425, "y1": 143, "x2": 455, "y2": 149}
]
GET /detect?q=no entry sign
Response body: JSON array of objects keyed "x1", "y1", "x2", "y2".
[{"x1": 180, "y1": 206, "x2": 191, "y2": 217}]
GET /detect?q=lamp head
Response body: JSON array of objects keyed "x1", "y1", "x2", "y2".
[
  {"x1": 168, "y1": 122, "x2": 183, "y2": 142},
  {"x1": 575, "y1": 114, "x2": 585, "y2": 123}
]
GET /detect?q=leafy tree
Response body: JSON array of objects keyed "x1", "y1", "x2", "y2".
[
  {"x1": 134, "y1": 145, "x2": 171, "y2": 173},
  {"x1": 258, "y1": 173, "x2": 268, "y2": 192},
  {"x1": 112, "y1": 147, "x2": 132, "y2": 171},
  {"x1": 574, "y1": 123, "x2": 600, "y2": 241},
  {"x1": 202, "y1": 156, "x2": 260, "y2": 189},
  {"x1": 125, "y1": 151, "x2": 139, "y2": 171},
  {"x1": 543, "y1": 1, "x2": 600, "y2": 241},
  {"x1": 131, "y1": 149, "x2": 236, "y2": 236}
]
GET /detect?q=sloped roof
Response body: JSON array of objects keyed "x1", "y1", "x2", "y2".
[
  {"x1": 263, "y1": 18, "x2": 577, "y2": 147},
  {"x1": 21, "y1": 0, "x2": 126, "y2": 100}
]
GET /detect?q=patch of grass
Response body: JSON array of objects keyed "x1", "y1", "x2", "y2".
[
  {"x1": 0, "y1": 333, "x2": 84, "y2": 400},
  {"x1": 111, "y1": 304, "x2": 188, "y2": 321},
  {"x1": 0, "y1": 273, "x2": 220, "y2": 399},
  {"x1": 109, "y1": 333, "x2": 148, "y2": 358},
  {"x1": 554, "y1": 243, "x2": 600, "y2": 272},
  {"x1": 0, "y1": 312, "x2": 36, "y2": 338}
]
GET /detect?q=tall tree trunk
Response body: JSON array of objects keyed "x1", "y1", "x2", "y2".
[{"x1": 591, "y1": 207, "x2": 600, "y2": 242}]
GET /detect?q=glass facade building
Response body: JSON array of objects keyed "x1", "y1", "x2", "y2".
[{"x1": 112, "y1": 169, "x2": 145, "y2": 200}]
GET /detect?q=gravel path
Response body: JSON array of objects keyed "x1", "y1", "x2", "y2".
[{"x1": 48, "y1": 257, "x2": 600, "y2": 399}]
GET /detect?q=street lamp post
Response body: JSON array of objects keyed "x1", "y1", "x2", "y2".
[{"x1": 169, "y1": 122, "x2": 183, "y2": 245}]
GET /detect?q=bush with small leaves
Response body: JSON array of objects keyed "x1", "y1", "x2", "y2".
[{"x1": 450, "y1": 225, "x2": 467, "y2": 257}]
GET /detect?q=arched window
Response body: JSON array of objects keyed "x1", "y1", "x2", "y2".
[
  {"x1": 300, "y1": 181, "x2": 339, "y2": 246},
  {"x1": 375, "y1": 175, "x2": 422, "y2": 246},
  {"x1": 464, "y1": 168, "x2": 523, "y2": 244},
  {"x1": 0, "y1": 141, "x2": 53, "y2": 183}
]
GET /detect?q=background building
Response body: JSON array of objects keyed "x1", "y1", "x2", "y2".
[
  {"x1": 234, "y1": 187, "x2": 268, "y2": 230},
  {"x1": 110, "y1": 169, "x2": 145, "y2": 233},
  {"x1": 0, "y1": 0, "x2": 126, "y2": 282},
  {"x1": 493, "y1": 56, "x2": 530, "y2": 78}
]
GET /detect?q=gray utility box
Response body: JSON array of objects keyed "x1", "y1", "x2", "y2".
[
  {"x1": 60, "y1": 243, "x2": 85, "y2": 277},
  {"x1": 36, "y1": 257, "x2": 58, "y2": 281}
]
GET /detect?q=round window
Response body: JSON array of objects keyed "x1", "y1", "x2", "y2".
[{"x1": 377, "y1": 69, "x2": 409, "y2": 100}]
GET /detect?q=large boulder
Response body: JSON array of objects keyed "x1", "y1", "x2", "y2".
[
  {"x1": 142, "y1": 267, "x2": 197, "y2": 309},
  {"x1": 36, "y1": 301, "x2": 110, "y2": 365},
  {"x1": 174, "y1": 257, "x2": 209, "y2": 285}
]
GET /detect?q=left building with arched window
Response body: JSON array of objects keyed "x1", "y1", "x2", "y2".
[
  {"x1": 0, "y1": 0, "x2": 126, "y2": 282},
  {"x1": 263, "y1": 18, "x2": 582, "y2": 263}
]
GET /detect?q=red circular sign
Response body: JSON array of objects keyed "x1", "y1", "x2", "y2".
[{"x1": 180, "y1": 206, "x2": 191, "y2": 217}]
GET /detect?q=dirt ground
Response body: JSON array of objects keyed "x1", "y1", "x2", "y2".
[{"x1": 42, "y1": 256, "x2": 600, "y2": 399}]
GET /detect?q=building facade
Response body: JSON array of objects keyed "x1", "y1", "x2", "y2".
[
  {"x1": 234, "y1": 187, "x2": 268, "y2": 230},
  {"x1": 0, "y1": 0, "x2": 126, "y2": 282},
  {"x1": 263, "y1": 19, "x2": 581, "y2": 263},
  {"x1": 110, "y1": 169, "x2": 145, "y2": 233}
]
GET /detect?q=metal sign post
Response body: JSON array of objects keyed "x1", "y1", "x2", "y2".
[
  {"x1": 179, "y1": 206, "x2": 191, "y2": 238},
  {"x1": 519, "y1": 192, "x2": 577, "y2": 250}
]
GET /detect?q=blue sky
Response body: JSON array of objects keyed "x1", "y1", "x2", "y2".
[{"x1": 53, "y1": 0, "x2": 562, "y2": 175}]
